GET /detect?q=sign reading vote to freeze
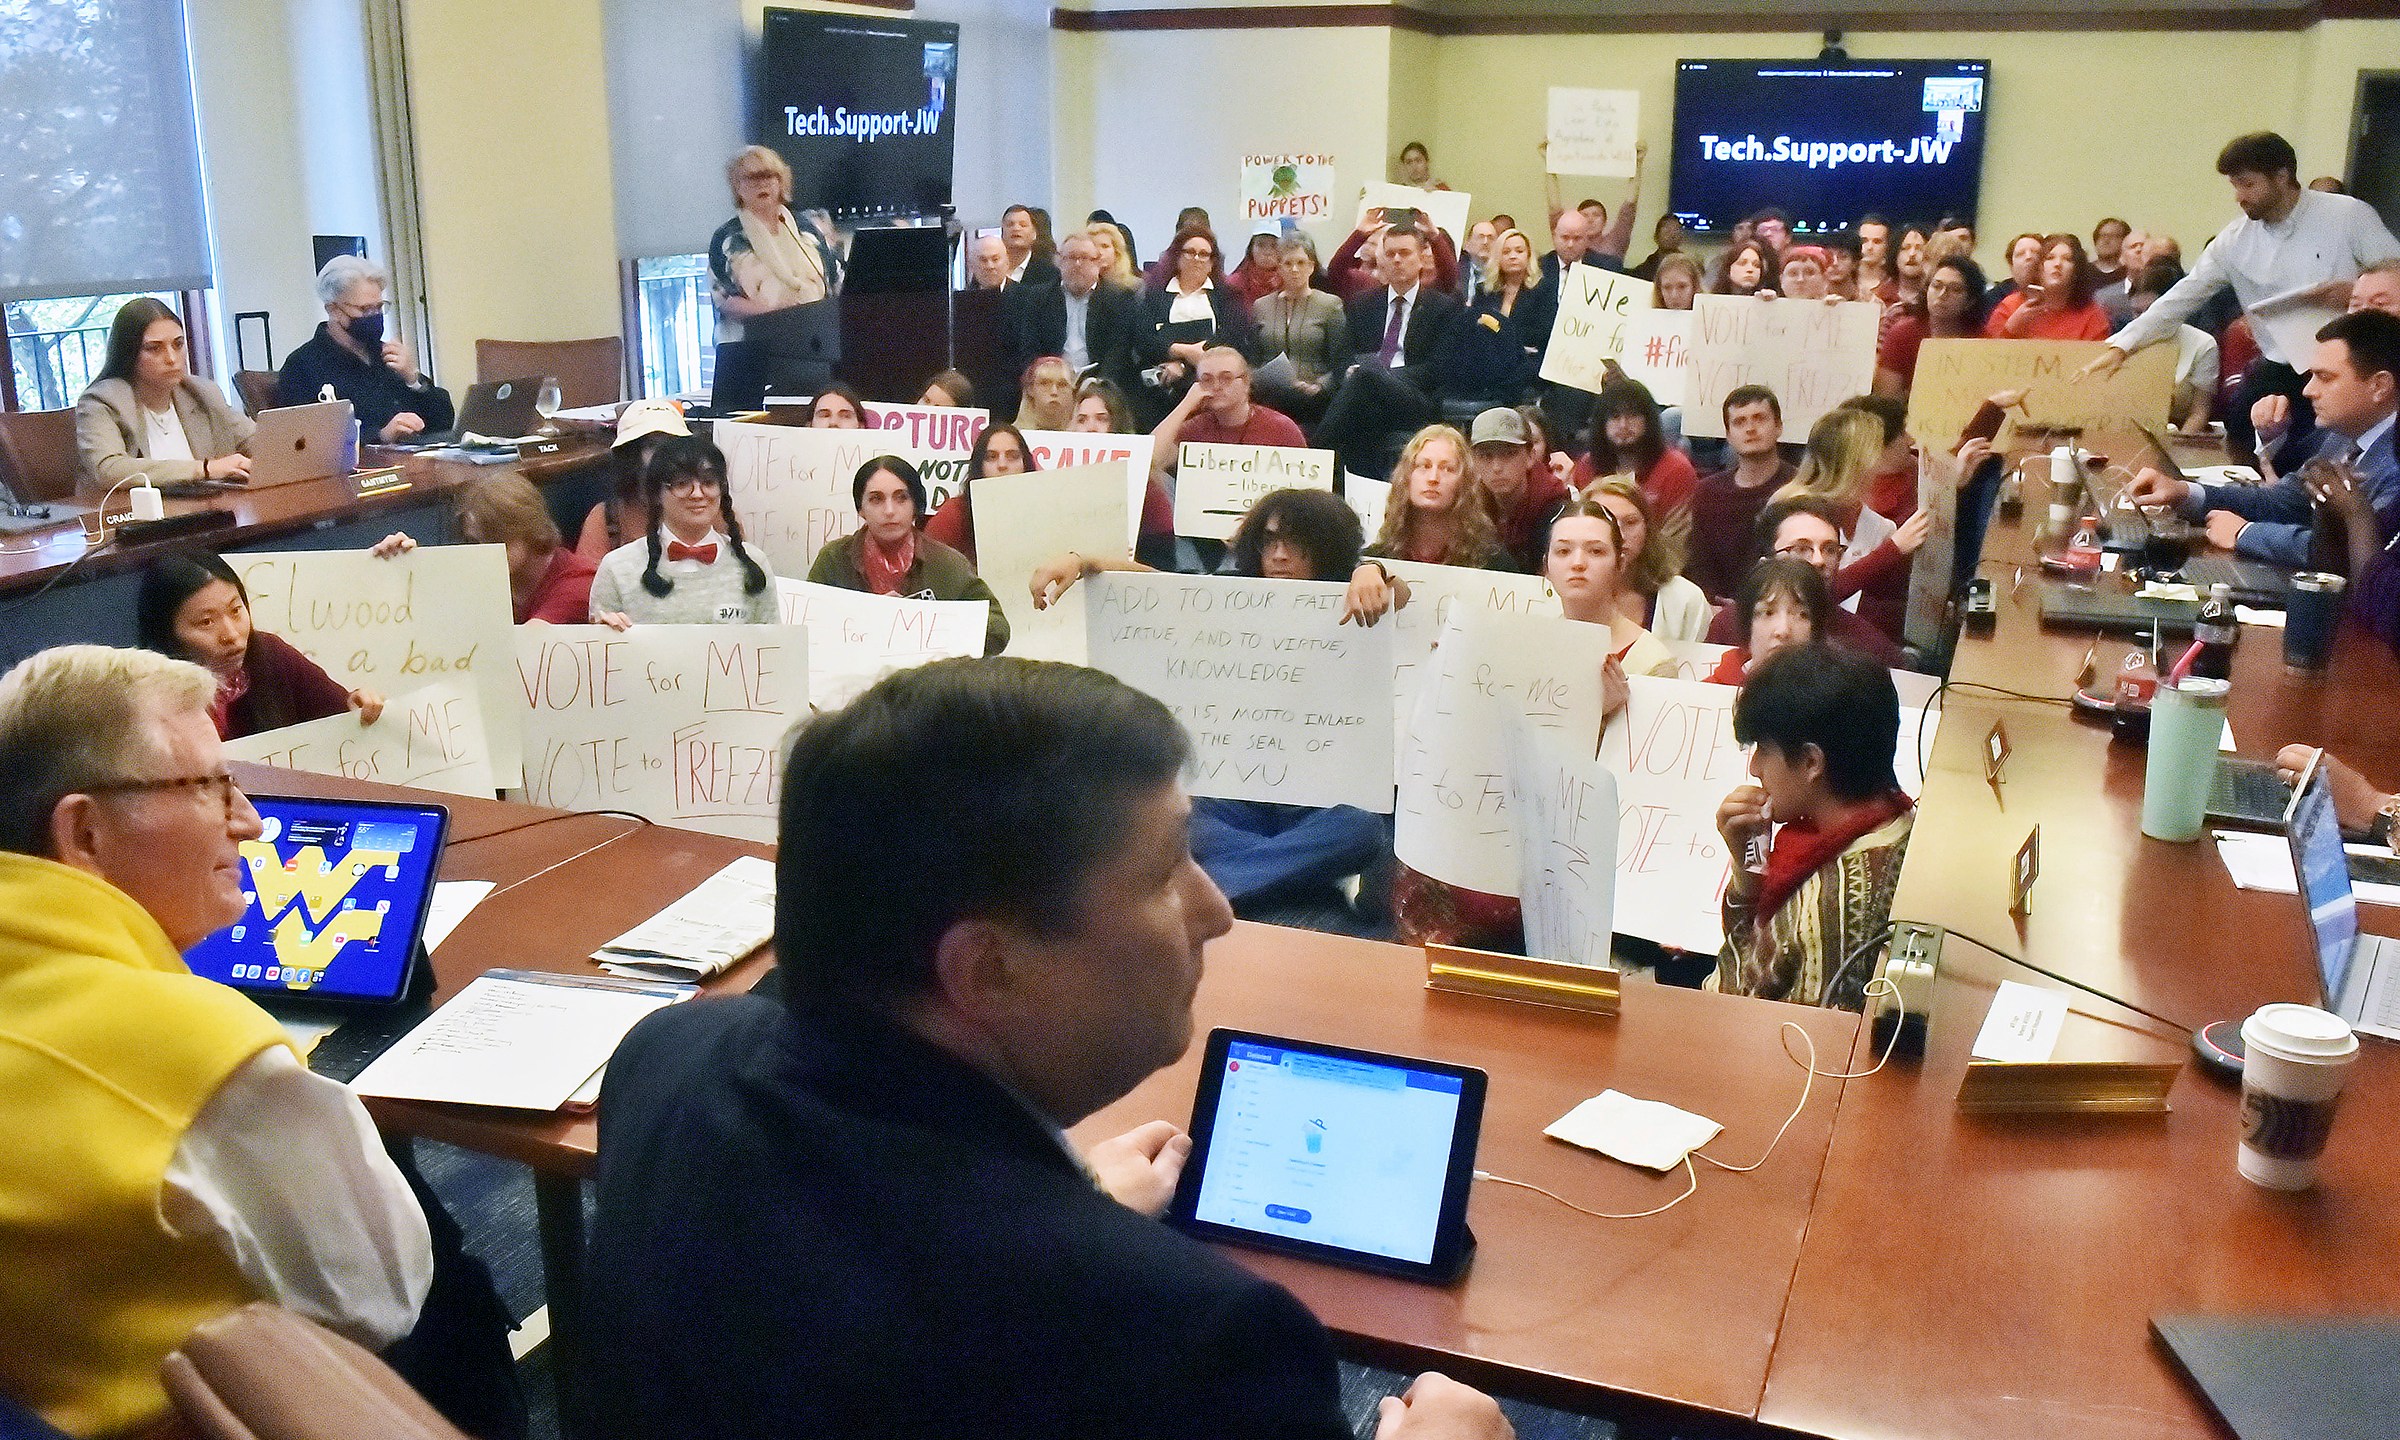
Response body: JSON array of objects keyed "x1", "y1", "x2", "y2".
[
  {"x1": 1545, "y1": 87, "x2": 1640, "y2": 178},
  {"x1": 774, "y1": 578, "x2": 989, "y2": 708},
  {"x1": 1902, "y1": 339, "x2": 2175, "y2": 453},
  {"x1": 224, "y1": 679, "x2": 496, "y2": 799},
  {"x1": 1683, "y1": 296, "x2": 1880, "y2": 439},
  {"x1": 233, "y1": 545, "x2": 520, "y2": 781},
  {"x1": 514, "y1": 625, "x2": 809, "y2": 843},
  {"x1": 1174, "y1": 442, "x2": 1337, "y2": 540},
  {"x1": 1539, "y1": 265, "x2": 1654, "y2": 395},
  {"x1": 1083, "y1": 574, "x2": 1394, "y2": 812},
  {"x1": 1241, "y1": 153, "x2": 1337, "y2": 228}
]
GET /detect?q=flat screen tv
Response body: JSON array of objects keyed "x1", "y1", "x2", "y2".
[
  {"x1": 756, "y1": 8, "x2": 959, "y2": 223},
  {"x1": 1666, "y1": 59, "x2": 1989, "y2": 237}
]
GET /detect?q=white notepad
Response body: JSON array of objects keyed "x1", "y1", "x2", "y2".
[{"x1": 352, "y1": 969, "x2": 692, "y2": 1111}]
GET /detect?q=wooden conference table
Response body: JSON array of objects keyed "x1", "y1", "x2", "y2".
[{"x1": 228, "y1": 484, "x2": 2400, "y2": 1439}]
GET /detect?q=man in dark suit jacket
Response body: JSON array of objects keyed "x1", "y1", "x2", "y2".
[
  {"x1": 1001, "y1": 231, "x2": 1140, "y2": 418},
  {"x1": 585, "y1": 660, "x2": 1513, "y2": 1440},
  {"x1": 1315, "y1": 224, "x2": 1463, "y2": 476}
]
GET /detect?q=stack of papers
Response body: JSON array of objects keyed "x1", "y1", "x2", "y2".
[
  {"x1": 591, "y1": 856, "x2": 775, "y2": 981},
  {"x1": 352, "y1": 969, "x2": 693, "y2": 1111},
  {"x1": 2215, "y1": 831, "x2": 2400, "y2": 907}
]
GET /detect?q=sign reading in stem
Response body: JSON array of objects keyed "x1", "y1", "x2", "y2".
[
  {"x1": 1174, "y1": 442, "x2": 1337, "y2": 540},
  {"x1": 1539, "y1": 265, "x2": 1655, "y2": 395},
  {"x1": 1901, "y1": 338, "x2": 2174, "y2": 455},
  {"x1": 1507, "y1": 715, "x2": 1619, "y2": 968},
  {"x1": 513, "y1": 625, "x2": 809, "y2": 842},
  {"x1": 233, "y1": 545, "x2": 519, "y2": 781},
  {"x1": 224, "y1": 679, "x2": 496, "y2": 798},
  {"x1": 1682, "y1": 295, "x2": 1880, "y2": 439},
  {"x1": 1083, "y1": 573, "x2": 1395, "y2": 812},
  {"x1": 774, "y1": 579, "x2": 989, "y2": 708}
]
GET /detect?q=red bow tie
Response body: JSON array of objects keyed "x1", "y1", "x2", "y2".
[{"x1": 666, "y1": 541, "x2": 718, "y2": 564}]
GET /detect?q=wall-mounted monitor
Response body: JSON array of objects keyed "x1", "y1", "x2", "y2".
[
  {"x1": 756, "y1": 8, "x2": 960, "y2": 223},
  {"x1": 1666, "y1": 59, "x2": 1989, "y2": 237}
]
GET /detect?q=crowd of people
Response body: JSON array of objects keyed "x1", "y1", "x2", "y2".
[{"x1": 13, "y1": 122, "x2": 2400, "y2": 1440}]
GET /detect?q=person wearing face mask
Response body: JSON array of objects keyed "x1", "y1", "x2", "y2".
[
  {"x1": 809, "y1": 457, "x2": 1009, "y2": 655},
  {"x1": 1710, "y1": 644, "x2": 1913, "y2": 1012},
  {"x1": 1705, "y1": 557, "x2": 1832, "y2": 684},
  {"x1": 273, "y1": 255, "x2": 455, "y2": 445},
  {"x1": 76, "y1": 299, "x2": 255, "y2": 488}
]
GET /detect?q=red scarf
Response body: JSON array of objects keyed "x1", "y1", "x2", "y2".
[
  {"x1": 860, "y1": 529, "x2": 919, "y2": 596},
  {"x1": 1752, "y1": 789, "x2": 1913, "y2": 927},
  {"x1": 1704, "y1": 649, "x2": 1748, "y2": 686},
  {"x1": 205, "y1": 661, "x2": 250, "y2": 739}
]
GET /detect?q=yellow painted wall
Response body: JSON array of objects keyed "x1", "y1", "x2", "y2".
[{"x1": 402, "y1": 0, "x2": 622, "y2": 392}]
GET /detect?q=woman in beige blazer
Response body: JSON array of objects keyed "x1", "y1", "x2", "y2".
[{"x1": 74, "y1": 298, "x2": 255, "y2": 489}]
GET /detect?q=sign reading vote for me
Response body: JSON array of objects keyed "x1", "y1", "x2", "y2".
[
  {"x1": 224, "y1": 678, "x2": 495, "y2": 799},
  {"x1": 1083, "y1": 573, "x2": 1395, "y2": 812},
  {"x1": 514, "y1": 625, "x2": 809, "y2": 843},
  {"x1": 234, "y1": 545, "x2": 519, "y2": 780},
  {"x1": 1682, "y1": 295, "x2": 1880, "y2": 439},
  {"x1": 1539, "y1": 265, "x2": 1653, "y2": 395},
  {"x1": 720, "y1": 422, "x2": 971, "y2": 581},
  {"x1": 774, "y1": 578, "x2": 988, "y2": 708},
  {"x1": 1174, "y1": 442, "x2": 1336, "y2": 540}
]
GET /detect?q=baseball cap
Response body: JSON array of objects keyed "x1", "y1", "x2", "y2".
[
  {"x1": 1469, "y1": 408, "x2": 1530, "y2": 448},
  {"x1": 613, "y1": 398, "x2": 691, "y2": 449}
]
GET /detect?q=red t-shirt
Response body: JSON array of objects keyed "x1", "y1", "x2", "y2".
[
  {"x1": 521, "y1": 546, "x2": 598, "y2": 625},
  {"x1": 1984, "y1": 292, "x2": 2112, "y2": 341},
  {"x1": 1877, "y1": 312, "x2": 1928, "y2": 388},
  {"x1": 1180, "y1": 404, "x2": 1308, "y2": 449},
  {"x1": 1491, "y1": 465, "x2": 1570, "y2": 570},
  {"x1": 1569, "y1": 446, "x2": 1701, "y2": 517}
]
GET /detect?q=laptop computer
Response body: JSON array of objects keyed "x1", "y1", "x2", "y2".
[
  {"x1": 2154, "y1": 1315, "x2": 2400, "y2": 1440},
  {"x1": 245, "y1": 400, "x2": 354, "y2": 488},
  {"x1": 2037, "y1": 578, "x2": 2200, "y2": 635},
  {"x1": 2134, "y1": 423, "x2": 2296, "y2": 605},
  {"x1": 183, "y1": 794, "x2": 450, "y2": 1080},
  {"x1": 2284, "y1": 761, "x2": 2400, "y2": 1042},
  {"x1": 405, "y1": 377, "x2": 545, "y2": 448},
  {"x1": 1168, "y1": 1029, "x2": 1486, "y2": 1284}
]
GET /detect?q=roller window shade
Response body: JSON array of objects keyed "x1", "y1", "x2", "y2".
[{"x1": 603, "y1": 0, "x2": 747, "y2": 260}]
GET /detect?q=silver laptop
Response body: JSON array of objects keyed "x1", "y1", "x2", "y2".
[
  {"x1": 2285, "y1": 758, "x2": 2400, "y2": 1042},
  {"x1": 246, "y1": 400, "x2": 354, "y2": 487},
  {"x1": 2135, "y1": 423, "x2": 2295, "y2": 604}
]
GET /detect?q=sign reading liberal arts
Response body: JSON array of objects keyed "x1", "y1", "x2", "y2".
[{"x1": 1174, "y1": 442, "x2": 1336, "y2": 541}]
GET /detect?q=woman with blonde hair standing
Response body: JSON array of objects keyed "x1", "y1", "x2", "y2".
[
  {"x1": 709, "y1": 144, "x2": 843, "y2": 409},
  {"x1": 1086, "y1": 222, "x2": 1141, "y2": 291}
]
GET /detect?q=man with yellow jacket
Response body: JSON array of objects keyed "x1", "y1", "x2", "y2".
[{"x1": 0, "y1": 646, "x2": 431, "y2": 1437}]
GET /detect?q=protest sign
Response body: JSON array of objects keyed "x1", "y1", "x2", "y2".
[
  {"x1": 1356, "y1": 183, "x2": 1471, "y2": 246},
  {"x1": 1242, "y1": 153, "x2": 1337, "y2": 229},
  {"x1": 1545, "y1": 88, "x2": 1640, "y2": 178},
  {"x1": 1616, "y1": 308, "x2": 1693, "y2": 407},
  {"x1": 719, "y1": 422, "x2": 974, "y2": 580},
  {"x1": 863, "y1": 402, "x2": 988, "y2": 453},
  {"x1": 1380, "y1": 559, "x2": 1560, "y2": 761},
  {"x1": 1174, "y1": 442, "x2": 1337, "y2": 540},
  {"x1": 1658, "y1": 639, "x2": 1731, "y2": 681},
  {"x1": 514, "y1": 625, "x2": 807, "y2": 843},
  {"x1": 1902, "y1": 339, "x2": 2174, "y2": 455},
  {"x1": 224, "y1": 679, "x2": 495, "y2": 798},
  {"x1": 1345, "y1": 474, "x2": 1389, "y2": 539},
  {"x1": 1539, "y1": 264, "x2": 1655, "y2": 394},
  {"x1": 1507, "y1": 716, "x2": 1619, "y2": 967},
  {"x1": 774, "y1": 579, "x2": 989, "y2": 708},
  {"x1": 1683, "y1": 296, "x2": 1880, "y2": 438},
  {"x1": 1084, "y1": 573, "x2": 1394, "y2": 811},
  {"x1": 972, "y1": 461, "x2": 1131, "y2": 666},
  {"x1": 1395, "y1": 608, "x2": 1614, "y2": 895},
  {"x1": 1020, "y1": 429, "x2": 1155, "y2": 549},
  {"x1": 232, "y1": 545, "x2": 519, "y2": 781}
]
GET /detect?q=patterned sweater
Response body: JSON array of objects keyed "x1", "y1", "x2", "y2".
[
  {"x1": 590, "y1": 535, "x2": 778, "y2": 626},
  {"x1": 1711, "y1": 810, "x2": 1914, "y2": 1011}
]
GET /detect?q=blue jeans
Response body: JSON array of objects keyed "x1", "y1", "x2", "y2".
[{"x1": 1190, "y1": 798, "x2": 1386, "y2": 906}]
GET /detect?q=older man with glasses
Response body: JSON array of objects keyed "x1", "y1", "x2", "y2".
[{"x1": 0, "y1": 646, "x2": 434, "y2": 1439}]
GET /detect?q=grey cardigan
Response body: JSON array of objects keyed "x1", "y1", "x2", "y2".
[
  {"x1": 75, "y1": 376, "x2": 256, "y2": 488},
  {"x1": 1250, "y1": 288, "x2": 1351, "y2": 384}
]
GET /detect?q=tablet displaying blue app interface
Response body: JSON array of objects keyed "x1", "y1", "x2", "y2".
[
  {"x1": 1191, "y1": 1040, "x2": 1464, "y2": 1264},
  {"x1": 185, "y1": 800, "x2": 444, "y2": 1002}
]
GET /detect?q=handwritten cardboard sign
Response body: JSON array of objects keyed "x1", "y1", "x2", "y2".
[
  {"x1": 1174, "y1": 442, "x2": 1338, "y2": 540},
  {"x1": 1539, "y1": 264, "x2": 1656, "y2": 394},
  {"x1": 1395, "y1": 608, "x2": 1614, "y2": 895},
  {"x1": 1019, "y1": 429, "x2": 1155, "y2": 550},
  {"x1": 1357, "y1": 182, "x2": 1471, "y2": 247},
  {"x1": 1902, "y1": 338, "x2": 2174, "y2": 455},
  {"x1": 1616, "y1": 308, "x2": 1693, "y2": 408},
  {"x1": 224, "y1": 678, "x2": 495, "y2": 798},
  {"x1": 1546, "y1": 87, "x2": 1640, "y2": 178},
  {"x1": 1345, "y1": 474, "x2": 1389, "y2": 539},
  {"x1": 232, "y1": 545, "x2": 519, "y2": 782},
  {"x1": 1380, "y1": 559, "x2": 1561, "y2": 773},
  {"x1": 972, "y1": 460, "x2": 1131, "y2": 666},
  {"x1": 1084, "y1": 573, "x2": 1395, "y2": 812},
  {"x1": 1507, "y1": 716, "x2": 1619, "y2": 967},
  {"x1": 1683, "y1": 296, "x2": 1880, "y2": 439},
  {"x1": 1242, "y1": 153, "x2": 1337, "y2": 229},
  {"x1": 513, "y1": 625, "x2": 808, "y2": 842},
  {"x1": 720, "y1": 421, "x2": 981, "y2": 582},
  {"x1": 774, "y1": 579, "x2": 989, "y2": 709}
]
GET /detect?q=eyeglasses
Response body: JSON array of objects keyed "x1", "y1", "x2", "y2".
[
  {"x1": 1775, "y1": 540, "x2": 1846, "y2": 562},
  {"x1": 83, "y1": 771, "x2": 248, "y2": 819},
  {"x1": 664, "y1": 476, "x2": 719, "y2": 495},
  {"x1": 1180, "y1": 247, "x2": 1215, "y2": 261}
]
